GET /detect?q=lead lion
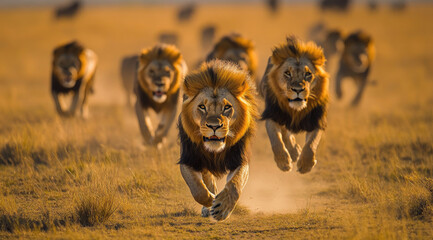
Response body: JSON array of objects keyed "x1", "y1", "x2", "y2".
[
  {"x1": 51, "y1": 41, "x2": 97, "y2": 118},
  {"x1": 135, "y1": 44, "x2": 187, "y2": 147},
  {"x1": 260, "y1": 36, "x2": 329, "y2": 173},
  {"x1": 178, "y1": 60, "x2": 258, "y2": 221}
]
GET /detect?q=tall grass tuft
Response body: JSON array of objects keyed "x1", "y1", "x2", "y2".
[{"x1": 75, "y1": 181, "x2": 118, "y2": 227}]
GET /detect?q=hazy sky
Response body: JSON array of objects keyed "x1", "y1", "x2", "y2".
[{"x1": 0, "y1": 0, "x2": 421, "y2": 8}]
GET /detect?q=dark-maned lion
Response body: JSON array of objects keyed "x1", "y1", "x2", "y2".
[
  {"x1": 51, "y1": 41, "x2": 97, "y2": 118},
  {"x1": 206, "y1": 33, "x2": 258, "y2": 81},
  {"x1": 260, "y1": 36, "x2": 329, "y2": 174},
  {"x1": 335, "y1": 30, "x2": 375, "y2": 106},
  {"x1": 179, "y1": 60, "x2": 258, "y2": 221},
  {"x1": 135, "y1": 44, "x2": 187, "y2": 147}
]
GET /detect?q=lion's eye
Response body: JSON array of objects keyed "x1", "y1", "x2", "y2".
[
  {"x1": 149, "y1": 69, "x2": 155, "y2": 76},
  {"x1": 198, "y1": 104, "x2": 206, "y2": 111},
  {"x1": 305, "y1": 72, "x2": 312, "y2": 81},
  {"x1": 284, "y1": 71, "x2": 292, "y2": 79},
  {"x1": 224, "y1": 105, "x2": 232, "y2": 111}
]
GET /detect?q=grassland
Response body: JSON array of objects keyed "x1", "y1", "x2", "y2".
[{"x1": 0, "y1": 3, "x2": 433, "y2": 239}]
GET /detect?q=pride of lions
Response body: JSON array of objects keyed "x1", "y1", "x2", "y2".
[{"x1": 50, "y1": 30, "x2": 374, "y2": 221}]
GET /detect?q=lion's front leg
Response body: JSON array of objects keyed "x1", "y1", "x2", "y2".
[
  {"x1": 297, "y1": 129, "x2": 322, "y2": 174},
  {"x1": 79, "y1": 88, "x2": 91, "y2": 119},
  {"x1": 180, "y1": 164, "x2": 215, "y2": 208},
  {"x1": 352, "y1": 75, "x2": 367, "y2": 106},
  {"x1": 211, "y1": 164, "x2": 249, "y2": 221},
  {"x1": 154, "y1": 105, "x2": 178, "y2": 147},
  {"x1": 335, "y1": 69, "x2": 344, "y2": 100},
  {"x1": 52, "y1": 91, "x2": 68, "y2": 117},
  {"x1": 69, "y1": 87, "x2": 84, "y2": 117},
  {"x1": 201, "y1": 170, "x2": 217, "y2": 217},
  {"x1": 282, "y1": 128, "x2": 302, "y2": 162},
  {"x1": 135, "y1": 101, "x2": 154, "y2": 145},
  {"x1": 265, "y1": 119, "x2": 293, "y2": 171}
]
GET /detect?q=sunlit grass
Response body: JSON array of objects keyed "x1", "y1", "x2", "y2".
[{"x1": 0, "y1": 3, "x2": 432, "y2": 239}]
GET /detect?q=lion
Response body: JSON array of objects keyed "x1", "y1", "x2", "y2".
[
  {"x1": 51, "y1": 41, "x2": 97, "y2": 118},
  {"x1": 178, "y1": 60, "x2": 258, "y2": 221},
  {"x1": 335, "y1": 30, "x2": 375, "y2": 106},
  {"x1": 323, "y1": 29, "x2": 344, "y2": 59},
  {"x1": 260, "y1": 36, "x2": 329, "y2": 174},
  {"x1": 135, "y1": 43, "x2": 187, "y2": 147},
  {"x1": 206, "y1": 33, "x2": 258, "y2": 81}
]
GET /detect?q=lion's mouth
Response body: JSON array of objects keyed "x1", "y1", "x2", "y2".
[
  {"x1": 288, "y1": 97, "x2": 306, "y2": 102},
  {"x1": 203, "y1": 135, "x2": 225, "y2": 142},
  {"x1": 153, "y1": 91, "x2": 167, "y2": 97}
]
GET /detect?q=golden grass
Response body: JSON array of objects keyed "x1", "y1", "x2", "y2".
[
  {"x1": 0, "y1": 3, "x2": 433, "y2": 239},
  {"x1": 75, "y1": 182, "x2": 118, "y2": 227}
]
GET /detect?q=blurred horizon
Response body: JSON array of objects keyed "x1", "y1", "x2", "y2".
[{"x1": 0, "y1": 0, "x2": 430, "y2": 8}]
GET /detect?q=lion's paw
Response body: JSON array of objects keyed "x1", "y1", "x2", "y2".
[
  {"x1": 297, "y1": 148, "x2": 317, "y2": 174},
  {"x1": 201, "y1": 206, "x2": 210, "y2": 217},
  {"x1": 274, "y1": 150, "x2": 292, "y2": 172},
  {"x1": 210, "y1": 189, "x2": 237, "y2": 221}
]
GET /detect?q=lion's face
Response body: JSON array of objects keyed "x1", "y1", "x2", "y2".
[
  {"x1": 273, "y1": 57, "x2": 318, "y2": 111},
  {"x1": 324, "y1": 30, "x2": 343, "y2": 57},
  {"x1": 139, "y1": 60, "x2": 176, "y2": 103},
  {"x1": 181, "y1": 60, "x2": 257, "y2": 153},
  {"x1": 189, "y1": 88, "x2": 239, "y2": 153},
  {"x1": 344, "y1": 41, "x2": 370, "y2": 73},
  {"x1": 220, "y1": 48, "x2": 250, "y2": 73},
  {"x1": 53, "y1": 54, "x2": 82, "y2": 88}
]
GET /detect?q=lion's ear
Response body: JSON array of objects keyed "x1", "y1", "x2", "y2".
[
  {"x1": 139, "y1": 49, "x2": 151, "y2": 66},
  {"x1": 53, "y1": 47, "x2": 61, "y2": 57},
  {"x1": 228, "y1": 78, "x2": 249, "y2": 97},
  {"x1": 314, "y1": 50, "x2": 326, "y2": 67},
  {"x1": 173, "y1": 51, "x2": 182, "y2": 62},
  {"x1": 182, "y1": 77, "x2": 195, "y2": 98},
  {"x1": 270, "y1": 45, "x2": 289, "y2": 66}
]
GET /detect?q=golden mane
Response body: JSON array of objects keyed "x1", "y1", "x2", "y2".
[
  {"x1": 271, "y1": 36, "x2": 326, "y2": 67},
  {"x1": 266, "y1": 36, "x2": 329, "y2": 129},
  {"x1": 208, "y1": 33, "x2": 258, "y2": 77},
  {"x1": 138, "y1": 43, "x2": 184, "y2": 95},
  {"x1": 181, "y1": 60, "x2": 258, "y2": 147}
]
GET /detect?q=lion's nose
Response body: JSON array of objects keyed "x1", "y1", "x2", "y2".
[
  {"x1": 291, "y1": 88, "x2": 305, "y2": 94},
  {"x1": 206, "y1": 123, "x2": 223, "y2": 131},
  {"x1": 155, "y1": 82, "x2": 164, "y2": 87}
]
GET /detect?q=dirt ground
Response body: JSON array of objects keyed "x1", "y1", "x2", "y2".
[{"x1": 0, "y1": 3, "x2": 432, "y2": 239}]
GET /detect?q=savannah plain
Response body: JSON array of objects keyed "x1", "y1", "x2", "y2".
[{"x1": 1, "y1": 2, "x2": 433, "y2": 239}]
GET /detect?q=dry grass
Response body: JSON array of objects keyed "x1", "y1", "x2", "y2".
[{"x1": 0, "y1": 2, "x2": 433, "y2": 239}]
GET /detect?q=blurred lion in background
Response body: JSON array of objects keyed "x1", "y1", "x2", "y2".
[
  {"x1": 135, "y1": 44, "x2": 187, "y2": 147},
  {"x1": 120, "y1": 55, "x2": 138, "y2": 107},
  {"x1": 260, "y1": 36, "x2": 329, "y2": 174},
  {"x1": 178, "y1": 60, "x2": 258, "y2": 221},
  {"x1": 51, "y1": 41, "x2": 97, "y2": 119},
  {"x1": 323, "y1": 29, "x2": 344, "y2": 58},
  {"x1": 335, "y1": 30, "x2": 375, "y2": 106},
  {"x1": 206, "y1": 33, "x2": 258, "y2": 81}
]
